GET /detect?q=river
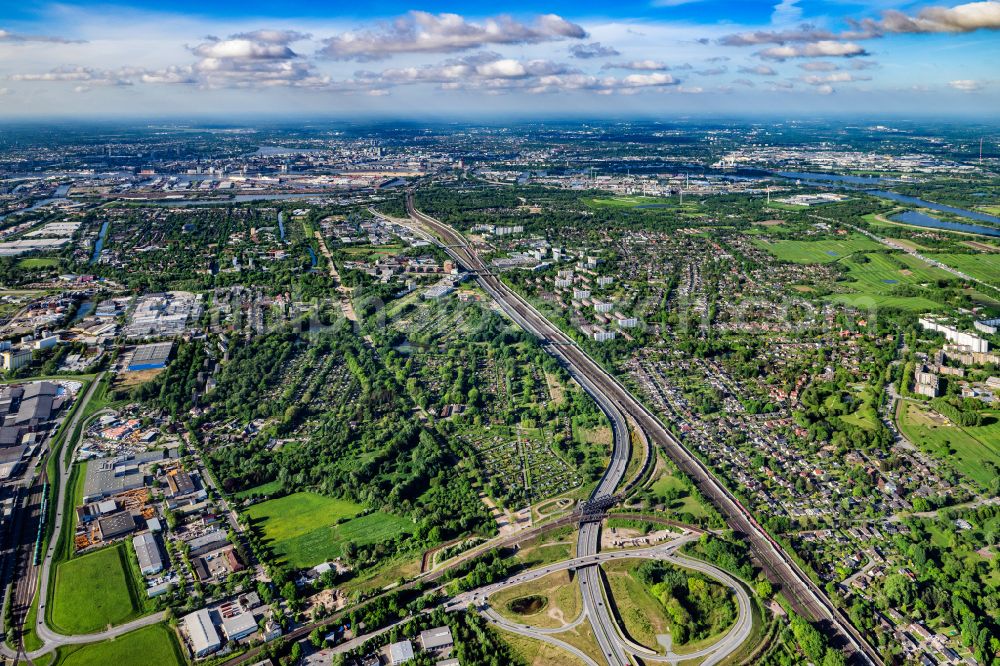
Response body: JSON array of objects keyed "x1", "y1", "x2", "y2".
[
  {"x1": 772, "y1": 171, "x2": 1000, "y2": 235},
  {"x1": 889, "y1": 211, "x2": 1000, "y2": 238},
  {"x1": 90, "y1": 220, "x2": 110, "y2": 263}
]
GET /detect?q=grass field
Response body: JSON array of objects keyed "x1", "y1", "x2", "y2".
[
  {"x1": 826, "y1": 251, "x2": 954, "y2": 311},
  {"x1": 491, "y1": 570, "x2": 581, "y2": 629},
  {"x1": 246, "y1": 491, "x2": 413, "y2": 569},
  {"x1": 233, "y1": 479, "x2": 283, "y2": 498},
  {"x1": 585, "y1": 195, "x2": 674, "y2": 209},
  {"x1": 54, "y1": 624, "x2": 183, "y2": 666},
  {"x1": 754, "y1": 236, "x2": 882, "y2": 264},
  {"x1": 19, "y1": 257, "x2": 61, "y2": 269},
  {"x1": 926, "y1": 253, "x2": 1000, "y2": 285},
  {"x1": 896, "y1": 402, "x2": 1000, "y2": 487},
  {"x1": 49, "y1": 544, "x2": 142, "y2": 634},
  {"x1": 499, "y1": 629, "x2": 588, "y2": 666},
  {"x1": 602, "y1": 559, "x2": 672, "y2": 652},
  {"x1": 648, "y1": 469, "x2": 710, "y2": 520}
]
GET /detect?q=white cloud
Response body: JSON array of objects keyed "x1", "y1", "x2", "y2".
[
  {"x1": 949, "y1": 78, "x2": 984, "y2": 91},
  {"x1": 719, "y1": 26, "x2": 875, "y2": 46},
  {"x1": 859, "y1": 1, "x2": 1000, "y2": 34},
  {"x1": 190, "y1": 39, "x2": 296, "y2": 60},
  {"x1": 815, "y1": 84, "x2": 835, "y2": 94},
  {"x1": 801, "y1": 72, "x2": 870, "y2": 85},
  {"x1": 772, "y1": 0, "x2": 804, "y2": 25},
  {"x1": 757, "y1": 41, "x2": 869, "y2": 60},
  {"x1": 603, "y1": 60, "x2": 671, "y2": 71},
  {"x1": 738, "y1": 65, "x2": 777, "y2": 75},
  {"x1": 10, "y1": 65, "x2": 136, "y2": 86},
  {"x1": 569, "y1": 42, "x2": 620, "y2": 58},
  {"x1": 319, "y1": 11, "x2": 586, "y2": 61},
  {"x1": 798, "y1": 61, "x2": 838, "y2": 71}
]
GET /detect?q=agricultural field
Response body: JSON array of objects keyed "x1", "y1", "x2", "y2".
[
  {"x1": 926, "y1": 253, "x2": 1000, "y2": 286},
  {"x1": 245, "y1": 491, "x2": 413, "y2": 569},
  {"x1": 53, "y1": 624, "x2": 183, "y2": 666},
  {"x1": 49, "y1": 544, "x2": 144, "y2": 634},
  {"x1": 896, "y1": 402, "x2": 1000, "y2": 487}
]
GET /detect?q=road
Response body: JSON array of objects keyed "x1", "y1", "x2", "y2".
[
  {"x1": 403, "y1": 195, "x2": 881, "y2": 665},
  {"x1": 449, "y1": 533, "x2": 753, "y2": 666},
  {"x1": 0, "y1": 374, "x2": 169, "y2": 662}
]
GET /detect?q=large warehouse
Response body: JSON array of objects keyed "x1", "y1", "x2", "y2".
[{"x1": 126, "y1": 342, "x2": 173, "y2": 372}]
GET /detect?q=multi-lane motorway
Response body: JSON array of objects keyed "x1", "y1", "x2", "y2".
[{"x1": 404, "y1": 194, "x2": 881, "y2": 666}]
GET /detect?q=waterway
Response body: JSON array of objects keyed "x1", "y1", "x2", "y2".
[
  {"x1": 771, "y1": 171, "x2": 1000, "y2": 234},
  {"x1": 307, "y1": 246, "x2": 318, "y2": 268},
  {"x1": 71, "y1": 300, "x2": 94, "y2": 322},
  {"x1": 869, "y1": 191, "x2": 1000, "y2": 225},
  {"x1": 90, "y1": 220, "x2": 110, "y2": 263},
  {"x1": 776, "y1": 171, "x2": 891, "y2": 186},
  {"x1": 144, "y1": 192, "x2": 338, "y2": 206},
  {"x1": 277, "y1": 210, "x2": 286, "y2": 243},
  {"x1": 889, "y1": 210, "x2": 1000, "y2": 238}
]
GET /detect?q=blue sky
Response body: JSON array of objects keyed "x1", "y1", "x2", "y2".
[{"x1": 0, "y1": 0, "x2": 998, "y2": 118}]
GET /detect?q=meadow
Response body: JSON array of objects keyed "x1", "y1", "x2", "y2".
[
  {"x1": 585, "y1": 195, "x2": 674, "y2": 208},
  {"x1": 754, "y1": 236, "x2": 882, "y2": 264},
  {"x1": 927, "y1": 253, "x2": 1000, "y2": 286},
  {"x1": 246, "y1": 491, "x2": 413, "y2": 568},
  {"x1": 53, "y1": 624, "x2": 183, "y2": 666},
  {"x1": 896, "y1": 403, "x2": 1000, "y2": 487},
  {"x1": 827, "y1": 251, "x2": 954, "y2": 311},
  {"x1": 49, "y1": 544, "x2": 143, "y2": 634}
]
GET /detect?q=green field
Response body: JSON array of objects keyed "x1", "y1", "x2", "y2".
[
  {"x1": 754, "y1": 236, "x2": 882, "y2": 264},
  {"x1": 54, "y1": 624, "x2": 183, "y2": 666},
  {"x1": 649, "y1": 470, "x2": 710, "y2": 520},
  {"x1": 927, "y1": 253, "x2": 1000, "y2": 285},
  {"x1": 825, "y1": 251, "x2": 954, "y2": 311},
  {"x1": 233, "y1": 479, "x2": 283, "y2": 499},
  {"x1": 896, "y1": 402, "x2": 1000, "y2": 487},
  {"x1": 49, "y1": 544, "x2": 143, "y2": 634},
  {"x1": 19, "y1": 257, "x2": 61, "y2": 269},
  {"x1": 585, "y1": 195, "x2": 675, "y2": 209},
  {"x1": 245, "y1": 491, "x2": 413, "y2": 568}
]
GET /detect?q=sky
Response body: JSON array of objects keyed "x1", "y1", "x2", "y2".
[{"x1": 0, "y1": 0, "x2": 998, "y2": 119}]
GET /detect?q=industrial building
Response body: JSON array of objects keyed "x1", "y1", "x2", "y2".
[
  {"x1": 222, "y1": 612, "x2": 257, "y2": 642},
  {"x1": 97, "y1": 511, "x2": 137, "y2": 540},
  {"x1": 183, "y1": 608, "x2": 222, "y2": 657},
  {"x1": 419, "y1": 626, "x2": 454, "y2": 651},
  {"x1": 82, "y1": 450, "x2": 167, "y2": 502},
  {"x1": 126, "y1": 341, "x2": 174, "y2": 372},
  {"x1": 133, "y1": 532, "x2": 164, "y2": 575},
  {"x1": 388, "y1": 640, "x2": 414, "y2": 664}
]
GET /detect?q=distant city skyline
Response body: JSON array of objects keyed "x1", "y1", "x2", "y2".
[{"x1": 1, "y1": 0, "x2": 999, "y2": 118}]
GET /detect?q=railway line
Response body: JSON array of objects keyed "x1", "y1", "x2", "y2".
[{"x1": 405, "y1": 194, "x2": 882, "y2": 666}]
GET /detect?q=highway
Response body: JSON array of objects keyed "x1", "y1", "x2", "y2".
[
  {"x1": 449, "y1": 532, "x2": 753, "y2": 665},
  {"x1": 403, "y1": 194, "x2": 881, "y2": 666}
]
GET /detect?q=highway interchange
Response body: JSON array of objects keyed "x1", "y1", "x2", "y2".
[{"x1": 402, "y1": 195, "x2": 882, "y2": 666}]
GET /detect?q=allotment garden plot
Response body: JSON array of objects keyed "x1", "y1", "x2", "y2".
[{"x1": 462, "y1": 424, "x2": 582, "y2": 508}]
